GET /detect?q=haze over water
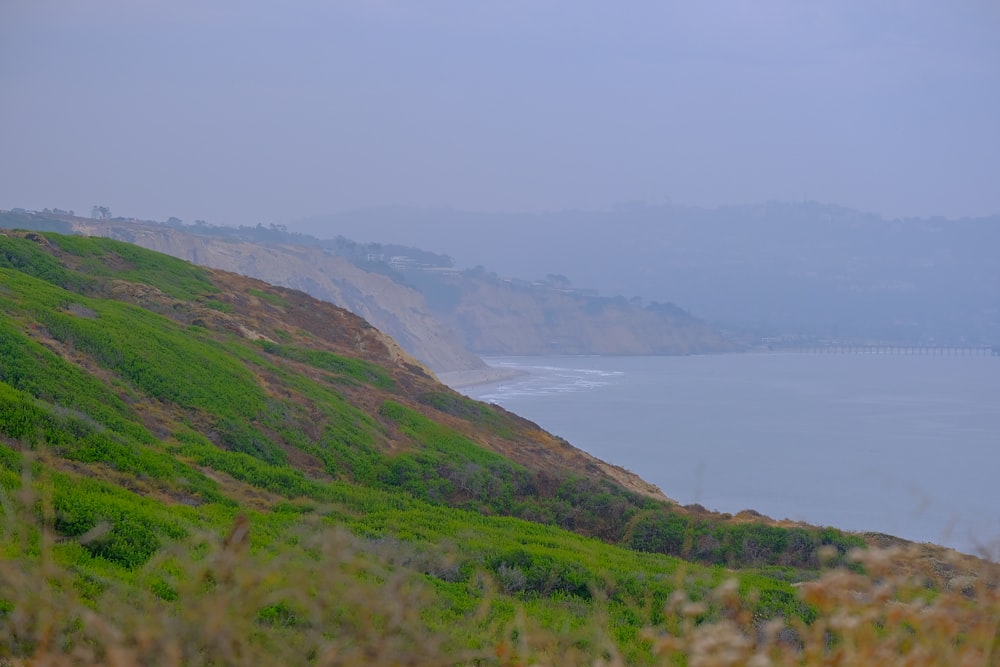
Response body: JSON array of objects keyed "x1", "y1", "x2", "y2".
[{"x1": 464, "y1": 353, "x2": 1000, "y2": 556}]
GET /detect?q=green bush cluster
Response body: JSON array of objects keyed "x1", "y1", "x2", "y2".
[
  {"x1": 417, "y1": 390, "x2": 516, "y2": 438},
  {"x1": 0, "y1": 316, "x2": 148, "y2": 444},
  {"x1": 40, "y1": 302, "x2": 267, "y2": 420},
  {"x1": 174, "y1": 436, "x2": 322, "y2": 500},
  {"x1": 50, "y1": 474, "x2": 188, "y2": 570},
  {"x1": 0, "y1": 235, "x2": 91, "y2": 292},
  {"x1": 627, "y1": 511, "x2": 865, "y2": 568},
  {"x1": 257, "y1": 340, "x2": 395, "y2": 390},
  {"x1": 46, "y1": 233, "x2": 217, "y2": 300},
  {"x1": 489, "y1": 548, "x2": 594, "y2": 599},
  {"x1": 379, "y1": 400, "x2": 509, "y2": 467}
]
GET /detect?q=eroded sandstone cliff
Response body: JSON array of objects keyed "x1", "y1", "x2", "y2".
[{"x1": 40, "y1": 215, "x2": 737, "y2": 373}]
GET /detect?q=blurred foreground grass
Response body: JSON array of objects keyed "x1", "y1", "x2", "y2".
[{"x1": 2, "y1": 476, "x2": 997, "y2": 667}]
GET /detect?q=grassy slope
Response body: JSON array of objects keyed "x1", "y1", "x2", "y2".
[{"x1": 1, "y1": 230, "x2": 996, "y2": 665}]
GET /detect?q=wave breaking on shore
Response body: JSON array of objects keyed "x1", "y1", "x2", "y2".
[{"x1": 436, "y1": 367, "x2": 528, "y2": 390}]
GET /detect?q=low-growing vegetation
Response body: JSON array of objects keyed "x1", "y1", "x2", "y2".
[
  {"x1": 0, "y1": 230, "x2": 995, "y2": 665},
  {"x1": 2, "y1": 473, "x2": 997, "y2": 666},
  {"x1": 257, "y1": 340, "x2": 395, "y2": 390}
]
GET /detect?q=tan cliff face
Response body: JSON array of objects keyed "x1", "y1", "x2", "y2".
[
  {"x1": 64, "y1": 218, "x2": 737, "y2": 374},
  {"x1": 428, "y1": 275, "x2": 739, "y2": 356},
  {"x1": 68, "y1": 221, "x2": 486, "y2": 374}
]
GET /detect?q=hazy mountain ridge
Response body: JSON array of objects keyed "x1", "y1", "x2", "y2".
[
  {"x1": 2, "y1": 210, "x2": 737, "y2": 371},
  {"x1": 412, "y1": 268, "x2": 736, "y2": 355},
  {"x1": 298, "y1": 202, "x2": 1000, "y2": 345}
]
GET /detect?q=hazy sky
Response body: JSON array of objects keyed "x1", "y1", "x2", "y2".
[{"x1": 2, "y1": 1, "x2": 998, "y2": 225}]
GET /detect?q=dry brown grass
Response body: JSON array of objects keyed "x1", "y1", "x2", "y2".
[{"x1": 647, "y1": 546, "x2": 1000, "y2": 667}]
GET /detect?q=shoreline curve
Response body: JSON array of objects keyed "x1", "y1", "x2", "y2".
[{"x1": 436, "y1": 367, "x2": 528, "y2": 390}]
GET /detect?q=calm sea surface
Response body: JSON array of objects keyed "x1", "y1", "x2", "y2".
[{"x1": 462, "y1": 353, "x2": 1000, "y2": 555}]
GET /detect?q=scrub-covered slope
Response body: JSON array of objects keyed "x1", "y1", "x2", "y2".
[
  {"x1": 0, "y1": 229, "x2": 968, "y2": 567},
  {"x1": 1, "y1": 230, "x2": 993, "y2": 665},
  {"x1": 0, "y1": 229, "x2": 661, "y2": 498}
]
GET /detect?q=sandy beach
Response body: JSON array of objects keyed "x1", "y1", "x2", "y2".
[{"x1": 436, "y1": 366, "x2": 528, "y2": 390}]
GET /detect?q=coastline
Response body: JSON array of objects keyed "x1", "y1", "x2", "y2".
[{"x1": 436, "y1": 366, "x2": 528, "y2": 390}]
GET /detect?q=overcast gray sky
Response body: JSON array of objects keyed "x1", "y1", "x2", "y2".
[{"x1": 2, "y1": 1, "x2": 998, "y2": 225}]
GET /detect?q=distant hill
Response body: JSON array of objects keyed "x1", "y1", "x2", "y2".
[
  {"x1": 0, "y1": 229, "x2": 992, "y2": 664},
  {"x1": 2, "y1": 210, "x2": 737, "y2": 372},
  {"x1": 402, "y1": 265, "x2": 735, "y2": 356},
  {"x1": 296, "y1": 202, "x2": 1000, "y2": 346}
]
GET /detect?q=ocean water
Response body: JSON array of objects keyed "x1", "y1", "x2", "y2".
[{"x1": 462, "y1": 353, "x2": 1000, "y2": 555}]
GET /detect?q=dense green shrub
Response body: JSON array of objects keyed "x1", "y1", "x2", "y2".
[
  {"x1": 379, "y1": 400, "x2": 510, "y2": 468},
  {"x1": 0, "y1": 236, "x2": 87, "y2": 291},
  {"x1": 258, "y1": 341, "x2": 394, "y2": 389},
  {"x1": 40, "y1": 303, "x2": 267, "y2": 420},
  {"x1": 46, "y1": 233, "x2": 217, "y2": 300},
  {"x1": 417, "y1": 390, "x2": 515, "y2": 438},
  {"x1": 629, "y1": 512, "x2": 688, "y2": 555},
  {"x1": 0, "y1": 318, "x2": 151, "y2": 443},
  {"x1": 489, "y1": 548, "x2": 594, "y2": 599},
  {"x1": 217, "y1": 419, "x2": 286, "y2": 466},
  {"x1": 50, "y1": 474, "x2": 187, "y2": 570}
]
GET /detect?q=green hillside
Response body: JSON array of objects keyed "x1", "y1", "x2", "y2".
[{"x1": 0, "y1": 230, "x2": 995, "y2": 665}]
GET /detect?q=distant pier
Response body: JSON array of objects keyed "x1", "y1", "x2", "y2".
[{"x1": 769, "y1": 345, "x2": 999, "y2": 356}]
